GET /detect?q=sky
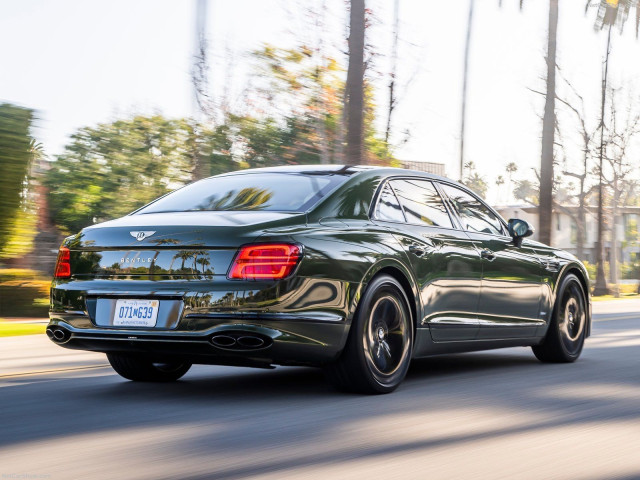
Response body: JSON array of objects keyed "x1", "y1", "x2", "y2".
[{"x1": 1, "y1": 0, "x2": 640, "y2": 205}]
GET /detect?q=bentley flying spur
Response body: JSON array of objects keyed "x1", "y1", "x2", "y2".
[{"x1": 48, "y1": 165, "x2": 591, "y2": 393}]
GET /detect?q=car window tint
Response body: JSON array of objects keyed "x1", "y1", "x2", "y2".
[
  {"x1": 375, "y1": 183, "x2": 406, "y2": 223},
  {"x1": 389, "y1": 179, "x2": 453, "y2": 228},
  {"x1": 440, "y1": 184, "x2": 505, "y2": 235},
  {"x1": 136, "y1": 173, "x2": 348, "y2": 214}
]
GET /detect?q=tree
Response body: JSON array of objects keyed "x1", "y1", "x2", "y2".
[
  {"x1": 495, "y1": 175, "x2": 505, "y2": 202},
  {"x1": 248, "y1": 43, "x2": 393, "y2": 166},
  {"x1": 590, "y1": 0, "x2": 640, "y2": 295},
  {"x1": 45, "y1": 115, "x2": 211, "y2": 233},
  {"x1": 346, "y1": 0, "x2": 366, "y2": 164},
  {"x1": 514, "y1": 178, "x2": 539, "y2": 205},
  {"x1": 505, "y1": 162, "x2": 518, "y2": 201},
  {"x1": 0, "y1": 104, "x2": 35, "y2": 255},
  {"x1": 250, "y1": 44, "x2": 344, "y2": 166},
  {"x1": 602, "y1": 87, "x2": 640, "y2": 296},
  {"x1": 539, "y1": 0, "x2": 559, "y2": 247},
  {"x1": 463, "y1": 161, "x2": 488, "y2": 197}
]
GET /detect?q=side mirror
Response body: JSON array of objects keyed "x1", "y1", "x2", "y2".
[{"x1": 508, "y1": 218, "x2": 534, "y2": 247}]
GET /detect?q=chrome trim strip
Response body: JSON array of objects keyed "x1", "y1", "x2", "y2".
[{"x1": 184, "y1": 311, "x2": 344, "y2": 323}]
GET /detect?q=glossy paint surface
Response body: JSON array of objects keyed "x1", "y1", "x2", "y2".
[{"x1": 49, "y1": 165, "x2": 591, "y2": 367}]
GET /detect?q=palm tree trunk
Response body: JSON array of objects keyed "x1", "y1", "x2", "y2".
[
  {"x1": 539, "y1": 0, "x2": 558, "y2": 247},
  {"x1": 346, "y1": 0, "x2": 365, "y2": 164},
  {"x1": 460, "y1": 0, "x2": 474, "y2": 181},
  {"x1": 593, "y1": 23, "x2": 613, "y2": 296}
]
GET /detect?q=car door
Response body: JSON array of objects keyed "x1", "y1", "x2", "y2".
[
  {"x1": 374, "y1": 178, "x2": 482, "y2": 342},
  {"x1": 438, "y1": 183, "x2": 544, "y2": 339}
]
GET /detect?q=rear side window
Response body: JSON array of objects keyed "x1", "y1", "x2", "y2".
[
  {"x1": 389, "y1": 179, "x2": 453, "y2": 228},
  {"x1": 136, "y1": 173, "x2": 348, "y2": 214},
  {"x1": 375, "y1": 183, "x2": 406, "y2": 223},
  {"x1": 439, "y1": 183, "x2": 505, "y2": 236}
]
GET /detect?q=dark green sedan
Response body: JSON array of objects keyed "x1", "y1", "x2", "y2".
[{"x1": 48, "y1": 165, "x2": 591, "y2": 393}]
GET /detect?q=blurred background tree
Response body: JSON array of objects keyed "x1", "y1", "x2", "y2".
[
  {"x1": 45, "y1": 115, "x2": 198, "y2": 234},
  {"x1": 0, "y1": 104, "x2": 35, "y2": 255}
]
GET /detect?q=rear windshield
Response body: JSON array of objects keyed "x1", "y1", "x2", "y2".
[{"x1": 136, "y1": 172, "x2": 348, "y2": 214}]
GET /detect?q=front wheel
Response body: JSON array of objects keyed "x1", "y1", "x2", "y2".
[
  {"x1": 532, "y1": 273, "x2": 587, "y2": 363},
  {"x1": 107, "y1": 353, "x2": 192, "y2": 382},
  {"x1": 324, "y1": 274, "x2": 413, "y2": 394}
]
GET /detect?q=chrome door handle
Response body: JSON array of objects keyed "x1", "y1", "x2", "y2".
[
  {"x1": 409, "y1": 245, "x2": 426, "y2": 257},
  {"x1": 480, "y1": 249, "x2": 496, "y2": 261}
]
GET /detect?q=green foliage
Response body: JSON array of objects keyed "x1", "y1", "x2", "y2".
[
  {"x1": 45, "y1": 115, "x2": 238, "y2": 233},
  {"x1": 0, "y1": 269, "x2": 49, "y2": 317},
  {"x1": 0, "y1": 321, "x2": 46, "y2": 337},
  {"x1": 249, "y1": 44, "x2": 396, "y2": 166},
  {"x1": 0, "y1": 200, "x2": 38, "y2": 259},
  {"x1": 582, "y1": 260, "x2": 597, "y2": 284},
  {"x1": 621, "y1": 258, "x2": 640, "y2": 279},
  {"x1": 0, "y1": 104, "x2": 34, "y2": 253}
]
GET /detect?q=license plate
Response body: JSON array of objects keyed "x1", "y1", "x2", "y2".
[{"x1": 113, "y1": 299, "x2": 159, "y2": 327}]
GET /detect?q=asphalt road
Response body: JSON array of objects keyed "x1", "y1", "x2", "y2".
[{"x1": 1, "y1": 300, "x2": 639, "y2": 480}]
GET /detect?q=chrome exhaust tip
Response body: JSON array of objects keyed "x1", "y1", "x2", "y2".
[
  {"x1": 210, "y1": 332, "x2": 271, "y2": 350},
  {"x1": 47, "y1": 327, "x2": 70, "y2": 344},
  {"x1": 236, "y1": 336, "x2": 265, "y2": 348},
  {"x1": 210, "y1": 335, "x2": 237, "y2": 348}
]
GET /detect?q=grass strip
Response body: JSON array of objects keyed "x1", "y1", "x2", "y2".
[{"x1": 0, "y1": 321, "x2": 46, "y2": 337}]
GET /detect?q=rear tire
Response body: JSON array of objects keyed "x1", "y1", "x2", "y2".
[
  {"x1": 532, "y1": 273, "x2": 587, "y2": 363},
  {"x1": 324, "y1": 274, "x2": 413, "y2": 394},
  {"x1": 107, "y1": 353, "x2": 191, "y2": 382}
]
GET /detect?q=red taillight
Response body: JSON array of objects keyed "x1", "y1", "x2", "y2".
[
  {"x1": 228, "y1": 243, "x2": 302, "y2": 280},
  {"x1": 54, "y1": 246, "x2": 71, "y2": 278}
]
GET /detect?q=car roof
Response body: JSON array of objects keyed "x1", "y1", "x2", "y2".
[{"x1": 214, "y1": 164, "x2": 463, "y2": 187}]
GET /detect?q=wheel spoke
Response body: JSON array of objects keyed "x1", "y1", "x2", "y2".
[{"x1": 364, "y1": 293, "x2": 409, "y2": 377}]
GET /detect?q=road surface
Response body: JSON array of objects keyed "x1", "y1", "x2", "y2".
[{"x1": 1, "y1": 300, "x2": 639, "y2": 479}]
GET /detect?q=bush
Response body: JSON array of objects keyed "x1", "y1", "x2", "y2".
[{"x1": 0, "y1": 268, "x2": 49, "y2": 317}]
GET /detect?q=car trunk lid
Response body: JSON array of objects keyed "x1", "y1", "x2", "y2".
[{"x1": 65, "y1": 211, "x2": 305, "y2": 278}]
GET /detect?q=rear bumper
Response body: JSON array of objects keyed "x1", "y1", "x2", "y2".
[{"x1": 47, "y1": 313, "x2": 349, "y2": 367}]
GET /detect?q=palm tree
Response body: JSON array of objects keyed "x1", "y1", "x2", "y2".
[
  {"x1": 538, "y1": 0, "x2": 559, "y2": 248},
  {"x1": 589, "y1": 0, "x2": 640, "y2": 296},
  {"x1": 346, "y1": 0, "x2": 365, "y2": 164},
  {"x1": 174, "y1": 251, "x2": 194, "y2": 273},
  {"x1": 495, "y1": 175, "x2": 505, "y2": 202},
  {"x1": 505, "y1": 162, "x2": 518, "y2": 201},
  {"x1": 197, "y1": 256, "x2": 211, "y2": 274}
]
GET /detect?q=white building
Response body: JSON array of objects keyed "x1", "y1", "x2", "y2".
[{"x1": 494, "y1": 204, "x2": 640, "y2": 264}]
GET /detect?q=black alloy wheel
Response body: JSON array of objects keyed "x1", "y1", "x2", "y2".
[
  {"x1": 533, "y1": 273, "x2": 587, "y2": 363},
  {"x1": 324, "y1": 274, "x2": 413, "y2": 394}
]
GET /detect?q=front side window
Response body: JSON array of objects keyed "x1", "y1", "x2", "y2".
[
  {"x1": 375, "y1": 183, "x2": 406, "y2": 223},
  {"x1": 440, "y1": 183, "x2": 505, "y2": 236},
  {"x1": 136, "y1": 173, "x2": 348, "y2": 214},
  {"x1": 389, "y1": 179, "x2": 453, "y2": 228}
]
